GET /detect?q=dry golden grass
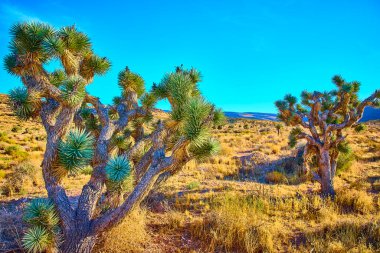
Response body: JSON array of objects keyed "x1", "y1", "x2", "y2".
[{"x1": 95, "y1": 208, "x2": 150, "y2": 253}]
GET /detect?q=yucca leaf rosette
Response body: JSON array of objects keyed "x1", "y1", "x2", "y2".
[
  {"x1": 118, "y1": 67, "x2": 145, "y2": 97},
  {"x1": 105, "y1": 155, "x2": 132, "y2": 192},
  {"x1": 57, "y1": 128, "x2": 94, "y2": 175},
  {"x1": 23, "y1": 199, "x2": 59, "y2": 228},
  {"x1": 22, "y1": 226, "x2": 50, "y2": 253},
  {"x1": 22, "y1": 198, "x2": 61, "y2": 253},
  {"x1": 8, "y1": 87, "x2": 40, "y2": 120},
  {"x1": 60, "y1": 76, "x2": 86, "y2": 106}
]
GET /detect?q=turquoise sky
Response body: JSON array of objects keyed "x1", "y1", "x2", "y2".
[{"x1": 1, "y1": 0, "x2": 379, "y2": 113}]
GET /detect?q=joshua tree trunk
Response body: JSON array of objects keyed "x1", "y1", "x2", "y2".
[
  {"x1": 60, "y1": 232, "x2": 96, "y2": 253},
  {"x1": 319, "y1": 149, "x2": 335, "y2": 197}
]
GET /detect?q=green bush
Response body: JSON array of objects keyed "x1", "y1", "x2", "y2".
[
  {"x1": 4, "y1": 145, "x2": 29, "y2": 160},
  {"x1": 266, "y1": 171, "x2": 288, "y2": 184},
  {"x1": 11, "y1": 125, "x2": 22, "y2": 132},
  {"x1": 0, "y1": 170, "x2": 6, "y2": 181},
  {"x1": 187, "y1": 181, "x2": 200, "y2": 190},
  {"x1": 1, "y1": 162, "x2": 38, "y2": 196},
  {"x1": 0, "y1": 132, "x2": 11, "y2": 143},
  {"x1": 336, "y1": 147, "x2": 355, "y2": 175},
  {"x1": 80, "y1": 166, "x2": 93, "y2": 175}
]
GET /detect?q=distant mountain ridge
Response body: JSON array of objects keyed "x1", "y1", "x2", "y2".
[{"x1": 224, "y1": 107, "x2": 380, "y2": 122}]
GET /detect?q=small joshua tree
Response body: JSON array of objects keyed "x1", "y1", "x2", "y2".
[
  {"x1": 275, "y1": 123, "x2": 283, "y2": 136},
  {"x1": 275, "y1": 76, "x2": 379, "y2": 197},
  {"x1": 5, "y1": 22, "x2": 224, "y2": 253}
]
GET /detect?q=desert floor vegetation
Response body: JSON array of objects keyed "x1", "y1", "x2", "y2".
[{"x1": 1, "y1": 94, "x2": 379, "y2": 252}]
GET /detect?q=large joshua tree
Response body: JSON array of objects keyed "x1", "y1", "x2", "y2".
[
  {"x1": 275, "y1": 76, "x2": 379, "y2": 197},
  {"x1": 5, "y1": 22, "x2": 223, "y2": 253}
]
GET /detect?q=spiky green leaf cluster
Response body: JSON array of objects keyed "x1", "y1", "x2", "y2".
[
  {"x1": 60, "y1": 76, "x2": 86, "y2": 106},
  {"x1": 154, "y1": 69, "x2": 201, "y2": 122},
  {"x1": 5, "y1": 22, "x2": 109, "y2": 83},
  {"x1": 140, "y1": 92, "x2": 157, "y2": 109},
  {"x1": 188, "y1": 138, "x2": 220, "y2": 161},
  {"x1": 337, "y1": 141, "x2": 351, "y2": 154},
  {"x1": 58, "y1": 128, "x2": 94, "y2": 175},
  {"x1": 183, "y1": 97, "x2": 212, "y2": 144},
  {"x1": 118, "y1": 67, "x2": 145, "y2": 97},
  {"x1": 79, "y1": 107, "x2": 92, "y2": 119},
  {"x1": 5, "y1": 23, "x2": 55, "y2": 75},
  {"x1": 23, "y1": 199, "x2": 59, "y2": 228},
  {"x1": 48, "y1": 70, "x2": 67, "y2": 87},
  {"x1": 8, "y1": 87, "x2": 40, "y2": 120},
  {"x1": 22, "y1": 198, "x2": 61, "y2": 253},
  {"x1": 85, "y1": 115, "x2": 100, "y2": 136},
  {"x1": 354, "y1": 123, "x2": 366, "y2": 133},
  {"x1": 213, "y1": 108, "x2": 226, "y2": 126},
  {"x1": 22, "y1": 226, "x2": 50, "y2": 253},
  {"x1": 80, "y1": 54, "x2": 111, "y2": 79},
  {"x1": 111, "y1": 134, "x2": 133, "y2": 153},
  {"x1": 288, "y1": 127, "x2": 302, "y2": 148},
  {"x1": 57, "y1": 26, "x2": 91, "y2": 54},
  {"x1": 78, "y1": 107, "x2": 100, "y2": 134},
  {"x1": 153, "y1": 67, "x2": 222, "y2": 160},
  {"x1": 105, "y1": 155, "x2": 131, "y2": 183},
  {"x1": 112, "y1": 96, "x2": 122, "y2": 105}
]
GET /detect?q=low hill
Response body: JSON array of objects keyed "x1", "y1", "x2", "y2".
[{"x1": 224, "y1": 107, "x2": 380, "y2": 122}]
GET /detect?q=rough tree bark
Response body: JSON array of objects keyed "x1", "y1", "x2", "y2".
[{"x1": 319, "y1": 149, "x2": 335, "y2": 197}]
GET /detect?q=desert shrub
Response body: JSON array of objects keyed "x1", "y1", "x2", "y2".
[
  {"x1": 202, "y1": 161, "x2": 238, "y2": 179},
  {"x1": 1, "y1": 162, "x2": 38, "y2": 196},
  {"x1": 187, "y1": 181, "x2": 200, "y2": 190},
  {"x1": 166, "y1": 211, "x2": 186, "y2": 230},
  {"x1": 11, "y1": 125, "x2": 22, "y2": 132},
  {"x1": 0, "y1": 132, "x2": 11, "y2": 143},
  {"x1": 4, "y1": 145, "x2": 29, "y2": 160},
  {"x1": 301, "y1": 220, "x2": 380, "y2": 252},
  {"x1": 31, "y1": 144, "x2": 44, "y2": 152},
  {"x1": 95, "y1": 208, "x2": 149, "y2": 253},
  {"x1": 372, "y1": 179, "x2": 380, "y2": 192},
  {"x1": 336, "y1": 190, "x2": 374, "y2": 214},
  {"x1": 190, "y1": 193, "x2": 277, "y2": 253},
  {"x1": 0, "y1": 170, "x2": 6, "y2": 181},
  {"x1": 266, "y1": 171, "x2": 288, "y2": 184},
  {"x1": 80, "y1": 166, "x2": 93, "y2": 175},
  {"x1": 35, "y1": 135, "x2": 46, "y2": 141},
  {"x1": 336, "y1": 147, "x2": 356, "y2": 175}
]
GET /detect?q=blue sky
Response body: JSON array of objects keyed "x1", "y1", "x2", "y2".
[{"x1": 1, "y1": 0, "x2": 379, "y2": 113}]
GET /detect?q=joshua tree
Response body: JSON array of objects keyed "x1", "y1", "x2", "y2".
[
  {"x1": 5, "y1": 22, "x2": 223, "y2": 253},
  {"x1": 275, "y1": 76, "x2": 379, "y2": 197},
  {"x1": 275, "y1": 123, "x2": 283, "y2": 136}
]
